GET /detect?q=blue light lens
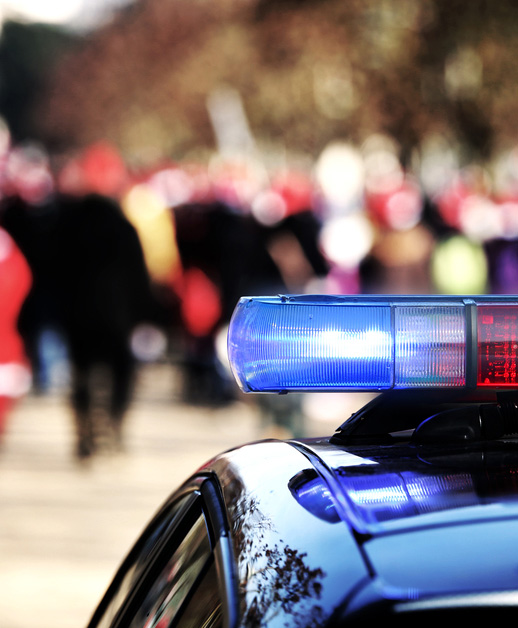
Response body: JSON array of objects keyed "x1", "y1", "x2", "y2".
[
  {"x1": 228, "y1": 297, "x2": 393, "y2": 391},
  {"x1": 227, "y1": 296, "x2": 468, "y2": 392}
]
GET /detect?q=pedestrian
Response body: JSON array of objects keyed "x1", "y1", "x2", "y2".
[{"x1": 0, "y1": 228, "x2": 32, "y2": 438}]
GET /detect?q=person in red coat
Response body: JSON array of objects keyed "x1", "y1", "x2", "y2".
[{"x1": 0, "y1": 227, "x2": 32, "y2": 436}]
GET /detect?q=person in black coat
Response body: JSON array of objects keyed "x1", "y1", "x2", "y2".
[{"x1": 1, "y1": 190, "x2": 162, "y2": 459}]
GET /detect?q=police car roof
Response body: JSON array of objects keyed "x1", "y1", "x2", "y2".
[{"x1": 205, "y1": 433, "x2": 518, "y2": 622}]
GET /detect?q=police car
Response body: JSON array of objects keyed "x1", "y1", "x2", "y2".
[{"x1": 87, "y1": 294, "x2": 518, "y2": 627}]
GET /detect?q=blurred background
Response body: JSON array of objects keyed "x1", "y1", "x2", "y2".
[{"x1": 1, "y1": 0, "x2": 518, "y2": 626}]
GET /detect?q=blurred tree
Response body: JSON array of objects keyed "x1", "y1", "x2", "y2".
[
  {"x1": 17, "y1": 0, "x2": 518, "y2": 165},
  {"x1": 0, "y1": 20, "x2": 77, "y2": 142}
]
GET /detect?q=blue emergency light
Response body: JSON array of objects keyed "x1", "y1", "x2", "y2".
[{"x1": 227, "y1": 295, "x2": 518, "y2": 392}]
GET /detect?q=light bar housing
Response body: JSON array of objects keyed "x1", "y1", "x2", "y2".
[{"x1": 227, "y1": 295, "x2": 518, "y2": 393}]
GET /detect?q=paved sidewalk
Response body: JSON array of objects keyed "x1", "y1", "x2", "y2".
[{"x1": 0, "y1": 364, "x2": 262, "y2": 628}]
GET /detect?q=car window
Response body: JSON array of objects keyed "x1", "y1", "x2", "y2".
[
  {"x1": 90, "y1": 494, "x2": 196, "y2": 628},
  {"x1": 88, "y1": 483, "x2": 227, "y2": 628},
  {"x1": 176, "y1": 559, "x2": 222, "y2": 628},
  {"x1": 130, "y1": 510, "x2": 222, "y2": 628}
]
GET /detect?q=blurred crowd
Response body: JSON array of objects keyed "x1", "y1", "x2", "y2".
[{"x1": 0, "y1": 121, "x2": 517, "y2": 456}]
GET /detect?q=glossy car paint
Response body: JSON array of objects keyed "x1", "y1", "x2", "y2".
[
  {"x1": 207, "y1": 440, "x2": 370, "y2": 626},
  {"x1": 300, "y1": 439, "x2": 518, "y2": 604},
  {"x1": 206, "y1": 435, "x2": 518, "y2": 622},
  {"x1": 88, "y1": 433, "x2": 518, "y2": 627}
]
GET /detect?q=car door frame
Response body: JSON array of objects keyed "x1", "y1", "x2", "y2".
[{"x1": 86, "y1": 473, "x2": 239, "y2": 628}]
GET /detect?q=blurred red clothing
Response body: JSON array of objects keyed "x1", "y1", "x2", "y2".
[
  {"x1": 0, "y1": 228, "x2": 32, "y2": 434},
  {"x1": 180, "y1": 267, "x2": 222, "y2": 338}
]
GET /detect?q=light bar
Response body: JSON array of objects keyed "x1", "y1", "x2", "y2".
[{"x1": 227, "y1": 295, "x2": 518, "y2": 392}]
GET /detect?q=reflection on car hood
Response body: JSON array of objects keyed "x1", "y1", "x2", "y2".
[
  {"x1": 291, "y1": 438, "x2": 518, "y2": 536},
  {"x1": 292, "y1": 438, "x2": 518, "y2": 599}
]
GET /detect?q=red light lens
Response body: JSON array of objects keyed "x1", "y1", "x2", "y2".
[{"x1": 478, "y1": 306, "x2": 518, "y2": 386}]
